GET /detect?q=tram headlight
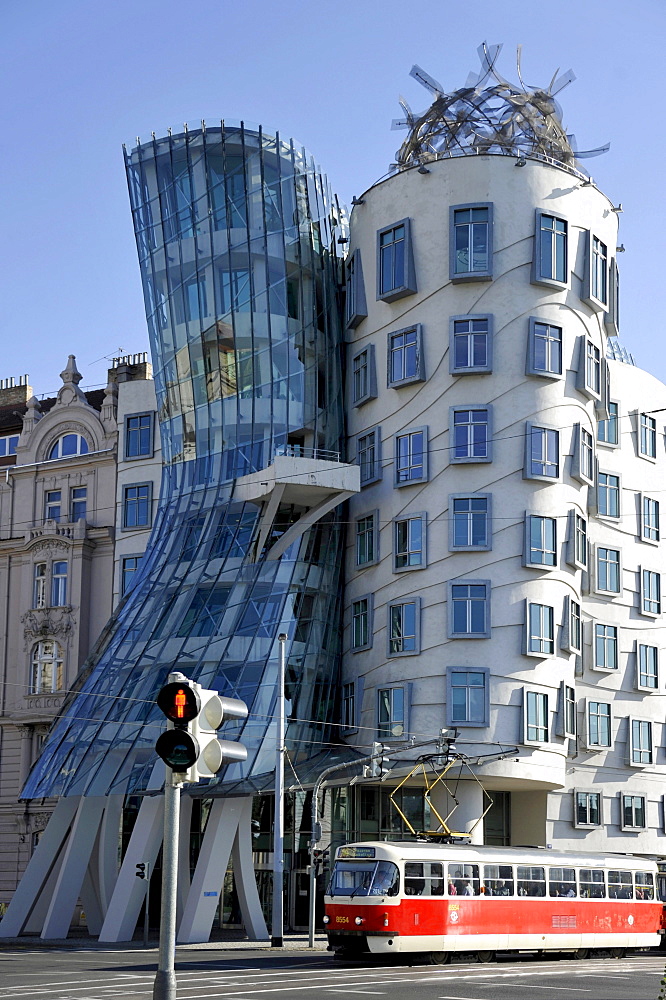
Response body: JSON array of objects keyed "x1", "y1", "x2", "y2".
[
  {"x1": 323, "y1": 915, "x2": 330, "y2": 924},
  {"x1": 354, "y1": 916, "x2": 364, "y2": 926}
]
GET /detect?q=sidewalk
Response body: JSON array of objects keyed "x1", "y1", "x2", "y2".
[{"x1": 0, "y1": 931, "x2": 330, "y2": 952}]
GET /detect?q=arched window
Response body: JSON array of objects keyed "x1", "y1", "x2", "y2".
[
  {"x1": 30, "y1": 640, "x2": 64, "y2": 694},
  {"x1": 48, "y1": 433, "x2": 89, "y2": 460}
]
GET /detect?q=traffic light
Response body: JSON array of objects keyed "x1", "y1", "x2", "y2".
[
  {"x1": 365, "y1": 742, "x2": 389, "y2": 779},
  {"x1": 135, "y1": 862, "x2": 150, "y2": 879},
  {"x1": 155, "y1": 672, "x2": 249, "y2": 783}
]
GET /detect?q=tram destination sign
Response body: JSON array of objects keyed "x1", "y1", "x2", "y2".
[{"x1": 339, "y1": 846, "x2": 376, "y2": 859}]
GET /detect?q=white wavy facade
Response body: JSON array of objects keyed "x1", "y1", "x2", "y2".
[{"x1": 343, "y1": 152, "x2": 666, "y2": 853}]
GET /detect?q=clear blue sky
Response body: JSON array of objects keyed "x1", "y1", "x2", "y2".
[{"x1": 2, "y1": 0, "x2": 664, "y2": 396}]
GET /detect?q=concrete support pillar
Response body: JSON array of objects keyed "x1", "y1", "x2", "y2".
[
  {"x1": 17, "y1": 726, "x2": 34, "y2": 790},
  {"x1": 429, "y1": 778, "x2": 485, "y2": 844}
]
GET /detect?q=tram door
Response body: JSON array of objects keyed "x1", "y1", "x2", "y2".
[{"x1": 290, "y1": 870, "x2": 310, "y2": 930}]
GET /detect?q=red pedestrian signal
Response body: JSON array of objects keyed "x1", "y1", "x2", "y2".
[{"x1": 156, "y1": 682, "x2": 200, "y2": 725}]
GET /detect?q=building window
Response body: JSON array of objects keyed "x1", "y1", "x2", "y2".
[
  {"x1": 378, "y1": 686, "x2": 405, "y2": 739},
  {"x1": 597, "y1": 472, "x2": 620, "y2": 517},
  {"x1": 395, "y1": 427, "x2": 427, "y2": 484},
  {"x1": 70, "y1": 486, "x2": 87, "y2": 522},
  {"x1": 30, "y1": 640, "x2": 64, "y2": 694},
  {"x1": 639, "y1": 413, "x2": 657, "y2": 459},
  {"x1": 630, "y1": 720, "x2": 653, "y2": 765},
  {"x1": 449, "y1": 581, "x2": 490, "y2": 638},
  {"x1": 564, "y1": 685, "x2": 576, "y2": 737},
  {"x1": 388, "y1": 599, "x2": 420, "y2": 655},
  {"x1": 525, "y1": 424, "x2": 559, "y2": 479},
  {"x1": 566, "y1": 511, "x2": 587, "y2": 570},
  {"x1": 526, "y1": 319, "x2": 562, "y2": 377},
  {"x1": 51, "y1": 561, "x2": 68, "y2": 606},
  {"x1": 526, "y1": 602, "x2": 555, "y2": 655},
  {"x1": 594, "y1": 624, "x2": 618, "y2": 671},
  {"x1": 638, "y1": 644, "x2": 658, "y2": 690},
  {"x1": 525, "y1": 691, "x2": 549, "y2": 742},
  {"x1": 450, "y1": 315, "x2": 492, "y2": 374},
  {"x1": 345, "y1": 249, "x2": 367, "y2": 329},
  {"x1": 388, "y1": 326, "x2": 424, "y2": 386},
  {"x1": 121, "y1": 555, "x2": 143, "y2": 595},
  {"x1": 525, "y1": 514, "x2": 557, "y2": 567},
  {"x1": 598, "y1": 401, "x2": 619, "y2": 445},
  {"x1": 355, "y1": 512, "x2": 378, "y2": 567},
  {"x1": 48, "y1": 433, "x2": 89, "y2": 460},
  {"x1": 533, "y1": 212, "x2": 567, "y2": 285},
  {"x1": 44, "y1": 490, "x2": 61, "y2": 522},
  {"x1": 575, "y1": 791, "x2": 601, "y2": 828},
  {"x1": 571, "y1": 424, "x2": 594, "y2": 484},
  {"x1": 450, "y1": 203, "x2": 493, "y2": 280},
  {"x1": 596, "y1": 547, "x2": 621, "y2": 595},
  {"x1": 584, "y1": 340, "x2": 601, "y2": 396},
  {"x1": 0, "y1": 433, "x2": 19, "y2": 457},
  {"x1": 377, "y1": 219, "x2": 416, "y2": 302},
  {"x1": 641, "y1": 569, "x2": 661, "y2": 616},
  {"x1": 342, "y1": 682, "x2": 356, "y2": 730},
  {"x1": 33, "y1": 563, "x2": 46, "y2": 609},
  {"x1": 447, "y1": 668, "x2": 489, "y2": 727},
  {"x1": 564, "y1": 597, "x2": 582, "y2": 654},
  {"x1": 123, "y1": 483, "x2": 152, "y2": 529},
  {"x1": 450, "y1": 495, "x2": 491, "y2": 550},
  {"x1": 621, "y1": 794, "x2": 646, "y2": 830},
  {"x1": 351, "y1": 597, "x2": 372, "y2": 651},
  {"x1": 587, "y1": 701, "x2": 611, "y2": 748},
  {"x1": 642, "y1": 496, "x2": 660, "y2": 543},
  {"x1": 394, "y1": 513, "x2": 426, "y2": 570},
  {"x1": 351, "y1": 346, "x2": 377, "y2": 406},
  {"x1": 606, "y1": 257, "x2": 620, "y2": 336},
  {"x1": 125, "y1": 413, "x2": 153, "y2": 459},
  {"x1": 451, "y1": 407, "x2": 491, "y2": 462},
  {"x1": 585, "y1": 234, "x2": 608, "y2": 306},
  {"x1": 357, "y1": 428, "x2": 381, "y2": 486},
  {"x1": 178, "y1": 586, "x2": 231, "y2": 637}
]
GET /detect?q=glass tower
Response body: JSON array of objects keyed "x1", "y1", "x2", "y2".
[{"x1": 23, "y1": 123, "x2": 347, "y2": 800}]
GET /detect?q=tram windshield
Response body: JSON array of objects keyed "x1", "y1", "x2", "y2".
[{"x1": 328, "y1": 860, "x2": 399, "y2": 897}]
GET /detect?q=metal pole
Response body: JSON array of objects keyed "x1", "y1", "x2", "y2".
[
  {"x1": 143, "y1": 862, "x2": 151, "y2": 949},
  {"x1": 153, "y1": 772, "x2": 180, "y2": 1000},
  {"x1": 271, "y1": 633, "x2": 287, "y2": 947},
  {"x1": 307, "y1": 778, "x2": 319, "y2": 948}
]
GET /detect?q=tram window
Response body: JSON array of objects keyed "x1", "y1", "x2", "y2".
[
  {"x1": 448, "y1": 863, "x2": 481, "y2": 895},
  {"x1": 483, "y1": 864, "x2": 514, "y2": 895},
  {"x1": 405, "y1": 862, "x2": 426, "y2": 896},
  {"x1": 517, "y1": 865, "x2": 546, "y2": 897},
  {"x1": 429, "y1": 862, "x2": 445, "y2": 895},
  {"x1": 579, "y1": 868, "x2": 605, "y2": 898},
  {"x1": 608, "y1": 870, "x2": 633, "y2": 899},
  {"x1": 658, "y1": 874, "x2": 666, "y2": 903},
  {"x1": 549, "y1": 867, "x2": 577, "y2": 897},
  {"x1": 635, "y1": 871, "x2": 655, "y2": 900},
  {"x1": 328, "y1": 860, "x2": 399, "y2": 897}
]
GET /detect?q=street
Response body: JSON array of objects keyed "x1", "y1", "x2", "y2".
[{"x1": 0, "y1": 947, "x2": 664, "y2": 1000}]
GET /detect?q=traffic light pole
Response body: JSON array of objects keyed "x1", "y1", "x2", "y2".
[
  {"x1": 153, "y1": 770, "x2": 181, "y2": 999},
  {"x1": 271, "y1": 633, "x2": 287, "y2": 947}
]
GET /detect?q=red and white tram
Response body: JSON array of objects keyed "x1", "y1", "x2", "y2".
[{"x1": 324, "y1": 841, "x2": 664, "y2": 961}]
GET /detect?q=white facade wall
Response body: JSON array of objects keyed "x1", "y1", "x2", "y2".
[{"x1": 342, "y1": 153, "x2": 666, "y2": 854}]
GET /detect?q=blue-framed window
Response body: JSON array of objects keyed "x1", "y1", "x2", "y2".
[
  {"x1": 637, "y1": 644, "x2": 658, "y2": 690},
  {"x1": 597, "y1": 401, "x2": 619, "y2": 445},
  {"x1": 388, "y1": 326, "x2": 424, "y2": 386},
  {"x1": 44, "y1": 490, "x2": 61, "y2": 522},
  {"x1": 596, "y1": 546, "x2": 621, "y2": 595},
  {"x1": 450, "y1": 495, "x2": 491, "y2": 551},
  {"x1": 525, "y1": 691, "x2": 549, "y2": 743},
  {"x1": 594, "y1": 624, "x2": 618, "y2": 671},
  {"x1": 378, "y1": 686, "x2": 406, "y2": 738},
  {"x1": 526, "y1": 602, "x2": 555, "y2": 656},
  {"x1": 525, "y1": 514, "x2": 557, "y2": 567},
  {"x1": 125, "y1": 413, "x2": 154, "y2": 459},
  {"x1": 357, "y1": 427, "x2": 381, "y2": 485},
  {"x1": 526, "y1": 319, "x2": 563, "y2": 378},
  {"x1": 642, "y1": 496, "x2": 660, "y2": 543},
  {"x1": 351, "y1": 596, "x2": 372, "y2": 651},
  {"x1": 70, "y1": 486, "x2": 87, "y2": 522},
  {"x1": 597, "y1": 472, "x2": 620, "y2": 517},
  {"x1": 394, "y1": 513, "x2": 426, "y2": 570},
  {"x1": 377, "y1": 218, "x2": 416, "y2": 302},
  {"x1": 583, "y1": 232, "x2": 608, "y2": 307},
  {"x1": 641, "y1": 568, "x2": 661, "y2": 616},
  {"x1": 345, "y1": 249, "x2": 368, "y2": 329},
  {"x1": 533, "y1": 211, "x2": 567, "y2": 286},
  {"x1": 0, "y1": 434, "x2": 19, "y2": 457},
  {"x1": 351, "y1": 345, "x2": 377, "y2": 406},
  {"x1": 48, "y1": 433, "x2": 89, "y2": 460},
  {"x1": 122, "y1": 483, "x2": 152, "y2": 529},
  {"x1": 388, "y1": 598, "x2": 421, "y2": 655},
  {"x1": 447, "y1": 668, "x2": 489, "y2": 727},
  {"x1": 450, "y1": 315, "x2": 492, "y2": 374},
  {"x1": 450, "y1": 203, "x2": 493, "y2": 281},
  {"x1": 395, "y1": 427, "x2": 427, "y2": 484},
  {"x1": 121, "y1": 555, "x2": 143, "y2": 595},
  {"x1": 525, "y1": 424, "x2": 559, "y2": 480},
  {"x1": 639, "y1": 412, "x2": 657, "y2": 459},
  {"x1": 355, "y1": 511, "x2": 379, "y2": 567},
  {"x1": 451, "y1": 407, "x2": 491, "y2": 463},
  {"x1": 448, "y1": 581, "x2": 490, "y2": 638},
  {"x1": 51, "y1": 561, "x2": 68, "y2": 607}
]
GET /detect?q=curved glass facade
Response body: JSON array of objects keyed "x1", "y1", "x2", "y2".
[{"x1": 23, "y1": 124, "x2": 347, "y2": 800}]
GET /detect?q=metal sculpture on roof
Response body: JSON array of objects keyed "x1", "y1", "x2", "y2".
[{"x1": 393, "y1": 42, "x2": 609, "y2": 171}]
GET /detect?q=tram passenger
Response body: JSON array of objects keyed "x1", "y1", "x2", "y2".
[
  {"x1": 447, "y1": 879, "x2": 457, "y2": 895},
  {"x1": 462, "y1": 880, "x2": 475, "y2": 896}
]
